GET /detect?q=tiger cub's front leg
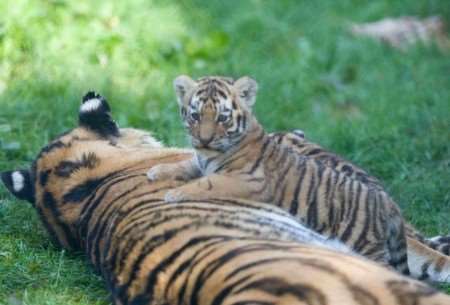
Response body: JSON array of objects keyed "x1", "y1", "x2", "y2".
[
  {"x1": 164, "y1": 174, "x2": 259, "y2": 203},
  {"x1": 147, "y1": 158, "x2": 200, "y2": 182}
]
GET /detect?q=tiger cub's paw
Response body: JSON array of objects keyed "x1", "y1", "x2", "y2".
[
  {"x1": 147, "y1": 164, "x2": 174, "y2": 181},
  {"x1": 164, "y1": 189, "x2": 187, "y2": 203}
]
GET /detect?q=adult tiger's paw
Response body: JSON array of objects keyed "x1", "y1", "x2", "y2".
[
  {"x1": 164, "y1": 189, "x2": 187, "y2": 203},
  {"x1": 147, "y1": 164, "x2": 173, "y2": 181}
]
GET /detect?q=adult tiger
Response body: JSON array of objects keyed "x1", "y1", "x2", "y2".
[
  {"x1": 147, "y1": 75, "x2": 450, "y2": 282},
  {"x1": 2, "y1": 92, "x2": 450, "y2": 305}
]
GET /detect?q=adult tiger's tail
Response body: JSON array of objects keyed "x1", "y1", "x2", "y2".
[
  {"x1": 405, "y1": 225, "x2": 450, "y2": 282},
  {"x1": 426, "y1": 235, "x2": 450, "y2": 255},
  {"x1": 272, "y1": 130, "x2": 450, "y2": 283}
]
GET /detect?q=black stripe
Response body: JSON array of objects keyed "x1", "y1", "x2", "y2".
[
  {"x1": 224, "y1": 257, "x2": 287, "y2": 281},
  {"x1": 37, "y1": 140, "x2": 67, "y2": 158},
  {"x1": 63, "y1": 177, "x2": 104, "y2": 203},
  {"x1": 289, "y1": 158, "x2": 307, "y2": 215},
  {"x1": 247, "y1": 137, "x2": 271, "y2": 174},
  {"x1": 370, "y1": 190, "x2": 382, "y2": 240},
  {"x1": 175, "y1": 243, "x2": 226, "y2": 305},
  {"x1": 39, "y1": 169, "x2": 51, "y2": 187},
  {"x1": 349, "y1": 285, "x2": 380, "y2": 305},
  {"x1": 231, "y1": 302, "x2": 274, "y2": 305},
  {"x1": 241, "y1": 114, "x2": 247, "y2": 130},
  {"x1": 325, "y1": 170, "x2": 335, "y2": 227},
  {"x1": 305, "y1": 148, "x2": 323, "y2": 156},
  {"x1": 215, "y1": 152, "x2": 248, "y2": 172},
  {"x1": 344, "y1": 179, "x2": 354, "y2": 219},
  {"x1": 199, "y1": 198, "x2": 289, "y2": 217},
  {"x1": 273, "y1": 155, "x2": 294, "y2": 201},
  {"x1": 35, "y1": 204, "x2": 64, "y2": 248},
  {"x1": 276, "y1": 181, "x2": 288, "y2": 207},
  {"x1": 340, "y1": 181, "x2": 361, "y2": 243},
  {"x1": 163, "y1": 239, "x2": 226, "y2": 301},
  {"x1": 217, "y1": 89, "x2": 227, "y2": 99},
  {"x1": 54, "y1": 152, "x2": 99, "y2": 177},
  {"x1": 307, "y1": 161, "x2": 327, "y2": 230},
  {"x1": 274, "y1": 145, "x2": 289, "y2": 166},
  {"x1": 43, "y1": 191, "x2": 79, "y2": 249},
  {"x1": 441, "y1": 244, "x2": 450, "y2": 255},
  {"x1": 436, "y1": 236, "x2": 450, "y2": 243},
  {"x1": 211, "y1": 274, "x2": 255, "y2": 305},
  {"x1": 337, "y1": 176, "x2": 347, "y2": 222},
  {"x1": 234, "y1": 277, "x2": 327, "y2": 305},
  {"x1": 353, "y1": 189, "x2": 372, "y2": 252},
  {"x1": 306, "y1": 162, "x2": 320, "y2": 229},
  {"x1": 235, "y1": 114, "x2": 242, "y2": 131}
]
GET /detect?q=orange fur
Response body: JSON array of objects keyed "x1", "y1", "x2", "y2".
[{"x1": 3, "y1": 92, "x2": 450, "y2": 304}]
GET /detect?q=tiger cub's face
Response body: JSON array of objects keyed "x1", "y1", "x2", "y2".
[
  {"x1": 1, "y1": 92, "x2": 163, "y2": 250},
  {"x1": 174, "y1": 75, "x2": 258, "y2": 152}
]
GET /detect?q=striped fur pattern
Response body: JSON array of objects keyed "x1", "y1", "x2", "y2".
[
  {"x1": 269, "y1": 130, "x2": 450, "y2": 282},
  {"x1": 268, "y1": 131, "x2": 383, "y2": 190},
  {"x1": 426, "y1": 236, "x2": 450, "y2": 255},
  {"x1": 148, "y1": 75, "x2": 413, "y2": 275},
  {"x1": 2, "y1": 92, "x2": 450, "y2": 305}
]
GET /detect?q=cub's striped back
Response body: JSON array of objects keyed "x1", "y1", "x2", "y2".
[
  {"x1": 270, "y1": 130, "x2": 450, "y2": 282},
  {"x1": 268, "y1": 130, "x2": 383, "y2": 190}
]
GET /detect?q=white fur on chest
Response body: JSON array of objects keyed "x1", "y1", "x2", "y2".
[{"x1": 195, "y1": 151, "x2": 222, "y2": 175}]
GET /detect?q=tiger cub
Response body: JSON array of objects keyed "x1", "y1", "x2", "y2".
[{"x1": 147, "y1": 75, "x2": 410, "y2": 275}]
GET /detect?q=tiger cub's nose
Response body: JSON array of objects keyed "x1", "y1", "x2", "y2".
[{"x1": 200, "y1": 137, "x2": 213, "y2": 146}]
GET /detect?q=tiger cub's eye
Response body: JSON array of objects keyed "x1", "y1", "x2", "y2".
[
  {"x1": 191, "y1": 112, "x2": 200, "y2": 121},
  {"x1": 217, "y1": 114, "x2": 228, "y2": 123}
]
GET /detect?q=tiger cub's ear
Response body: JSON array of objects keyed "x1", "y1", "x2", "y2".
[
  {"x1": 234, "y1": 76, "x2": 258, "y2": 109},
  {"x1": 78, "y1": 91, "x2": 119, "y2": 137},
  {"x1": 1, "y1": 169, "x2": 35, "y2": 204},
  {"x1": 173, "y1": 75, "x2": 197, "y2": 106}
]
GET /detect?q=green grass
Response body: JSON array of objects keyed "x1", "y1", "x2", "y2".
[{"x1": 0, "y1": 0, "x2": 449, "y2": 303}]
